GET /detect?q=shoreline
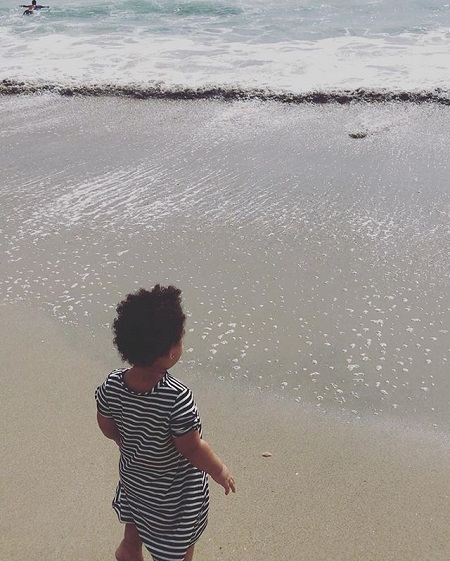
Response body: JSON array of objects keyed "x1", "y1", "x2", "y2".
[{"x1": 2, "y1": 79, "x2": 450, "y2": 105}]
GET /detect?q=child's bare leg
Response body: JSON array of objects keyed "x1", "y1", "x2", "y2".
[
  {"x1": 184, "y1": 545, "x2": 195, "y2": 561},
  {"x1": 115, "y1": 524, "x2": 144, "y2": 561}
]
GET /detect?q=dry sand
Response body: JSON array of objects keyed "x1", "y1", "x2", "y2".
[{"x1": 1, "y1": 302, "x2": 450, "y2": 561}]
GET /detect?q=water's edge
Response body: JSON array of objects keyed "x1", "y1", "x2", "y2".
[{"x1": 2, "y1": 79, "x2": 450, "y2": 105}]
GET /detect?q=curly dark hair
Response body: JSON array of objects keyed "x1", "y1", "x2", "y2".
[{"x1": 113, "y1": 285, "x2": 186, "y2": 367}]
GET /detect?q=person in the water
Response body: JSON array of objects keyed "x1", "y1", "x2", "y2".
[{"x1": 21, "y1": 0, "x2": 49, "y2": 15}]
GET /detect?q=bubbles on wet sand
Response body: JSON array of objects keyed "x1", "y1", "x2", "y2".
[{"x1": 1, "y1": 100, "x2": 450, "y2": 431}]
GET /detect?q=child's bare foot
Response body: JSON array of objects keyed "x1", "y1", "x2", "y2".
[{"x1": 115, "y1": 540, "x2": 144, "y2": 561}]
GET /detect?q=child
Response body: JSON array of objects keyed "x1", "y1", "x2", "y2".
[{"x1": 95, "y1": 285, "x2": 235, "y2": 561}]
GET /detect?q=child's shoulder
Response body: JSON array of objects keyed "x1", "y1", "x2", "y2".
[
  {"x1": 164, "y1": 373, "x2": 193, "y2": 395},
  {"x1": 95, "y1": 368, "x2": 127, "y2": 400},
  {"x1": 103, "y1": 367, "x2": 127, "y2": 385}
]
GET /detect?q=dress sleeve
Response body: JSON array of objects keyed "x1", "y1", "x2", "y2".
[
  {"x1": 95, "y1": 378, "x2": 113, "y2": 418},
  {"x1": 170, "y1": 388, "x2": 201, "y2": 436}
]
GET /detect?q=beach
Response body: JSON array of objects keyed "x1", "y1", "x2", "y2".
[{"x1": 1, "y1": 96, "x2": 450, "y2": 560}]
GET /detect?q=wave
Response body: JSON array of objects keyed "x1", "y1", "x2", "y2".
[{"x1": 2, "y1": 79, "x2": 450, "y2": 105}]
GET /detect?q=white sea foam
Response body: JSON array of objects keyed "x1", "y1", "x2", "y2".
[{"x1": 1, "y1": 0, "x2": 450, "y2": 92}]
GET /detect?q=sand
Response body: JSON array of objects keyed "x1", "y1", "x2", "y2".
[
  {"x1": 1, "y1": 302, "x2": 450, "y2": 561},
  {"x1": 1, "y1": 95, "x2": 450, "y2": 560}
]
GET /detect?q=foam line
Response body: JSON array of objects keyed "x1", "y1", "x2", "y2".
[{"x1": 1, "y1": 79, "x2": 450, "y2": 104}]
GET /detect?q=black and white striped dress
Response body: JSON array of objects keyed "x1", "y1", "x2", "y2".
[{"x1": 95, "y1": 369, "x2": 209, "y2": 561}]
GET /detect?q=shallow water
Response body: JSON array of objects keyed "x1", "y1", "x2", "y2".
[{"x1": 1, "y1": 96, "x2": 450, "y2": 432}]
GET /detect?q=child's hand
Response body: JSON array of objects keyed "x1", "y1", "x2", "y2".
[{"x1": 212, "y1": 464, "x2": 236, "y2": 495}]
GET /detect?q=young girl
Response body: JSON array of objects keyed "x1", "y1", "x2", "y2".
[{"x1": 95, "y1": 285, "x2": 235, "y2": 561}]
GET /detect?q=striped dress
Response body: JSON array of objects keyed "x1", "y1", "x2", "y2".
[{"x1": 95, "y1": 369, "x2": 209, "y2": 561}]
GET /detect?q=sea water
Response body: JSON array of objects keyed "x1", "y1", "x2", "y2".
[{"x1": 1, "y1": 0, "x2": 450, "y2": 94}]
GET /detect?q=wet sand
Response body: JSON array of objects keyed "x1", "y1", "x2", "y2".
[
  {"x1": 2, "y1": 97, "x2": 450, "y2": 427},
  {"x1": 1, "y1": 96, "x2": 450, "y2": 559}
]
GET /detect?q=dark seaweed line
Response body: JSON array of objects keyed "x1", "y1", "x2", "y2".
[{"x1": 1, "y1": 79, "x2": 450, "y2": 104}]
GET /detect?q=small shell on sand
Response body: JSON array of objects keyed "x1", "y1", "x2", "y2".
[{"x1": 262, "y1": 451, "x2": 272, "y2": 457}]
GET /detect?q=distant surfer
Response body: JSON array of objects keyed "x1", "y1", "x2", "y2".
[{"x1": 21, "y1": 0, "x2": 49, "y2": 15}]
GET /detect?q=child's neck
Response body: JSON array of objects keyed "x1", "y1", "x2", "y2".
[{"x1": 124, "y1": 365, "x2": 166, "y2": 393}]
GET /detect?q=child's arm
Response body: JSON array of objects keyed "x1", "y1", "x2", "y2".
[
  {"x1": 174, "y1": 429, "x2": 235, "y2": 495},
  {"x1": 97, "y1": 411, "x2": 121, "y2": 447}
]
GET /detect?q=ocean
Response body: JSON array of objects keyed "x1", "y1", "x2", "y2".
[{"x1": 1, "y1": 0, "x2": 450, "y2": 96}]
